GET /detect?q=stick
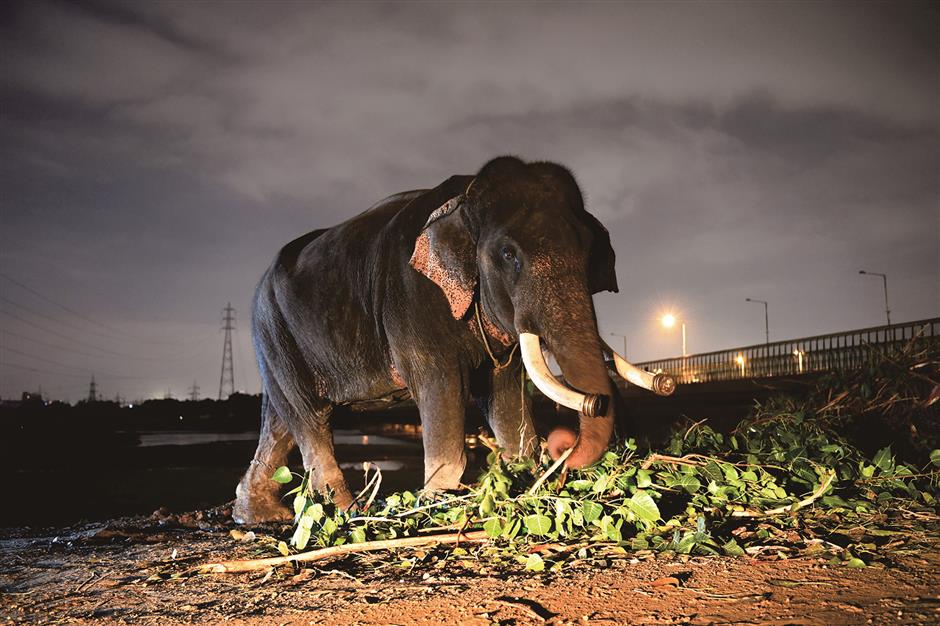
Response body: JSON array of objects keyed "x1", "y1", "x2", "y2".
[
  {"x1": 527, "y1": 447, "x2": 573, "y2": 495},
  {"x1": 197, "y1": 530, "x2": 489, "y2": 574},
  {"x1": 640, "y1": 453, "x2": 703, "y2": 470},
  {"x1": 730, "y1": 471, "x2": 835, "y2": 518}
]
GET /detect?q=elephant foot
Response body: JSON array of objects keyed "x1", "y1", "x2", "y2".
[{"x1": 233, "y1": 481, "x2": 292, "y2": 525}]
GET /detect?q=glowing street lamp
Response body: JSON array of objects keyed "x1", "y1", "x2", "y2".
[
  {"x1": 793, "y1": 349, "x2": 805, "y2": 374},
  {"x1": 660, "y1": 313, "x2": 687, "y2": 357},
  {"x1": 735, "y1": 354, "x2": 746, "y2": 377}
]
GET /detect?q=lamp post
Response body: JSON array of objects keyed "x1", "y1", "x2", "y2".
[
  {"x1": 745, "y1": 298, "x2": 769, "y2": 344},
  {"x1": 609, "y1": 333, "x2": 627, "y2": 358},
  {"x1": 858, "y1": 270, "x2": 891, "y2": 326},
  {"x1": 661, "y1": 313, "x2": 687, "y2": 358}
]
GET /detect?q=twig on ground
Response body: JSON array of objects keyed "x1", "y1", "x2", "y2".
[
  {"x1": 641, "y1": 453, "x2": 704, "y2": 470},
  {"x1": 346, "y1": 463, "x2": 382, "y2": 513},
  {"x1": 730, "y1": 471, "x2": 835, "y2": 518},
  {"x1": 197, "y1": 530, "x2": 489, "y2": 574},
  {"x1": 393, "y1": 494, "x2": 475, "y2": 517},
  {"x1": 527, "y1": 447, "x2": 573, "y2": 495}
]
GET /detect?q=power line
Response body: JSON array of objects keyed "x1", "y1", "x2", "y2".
[
  {"x1": 0, "y1": 273, "x2": 189, "y2": 346},
  {"x1": 0, "y1": 272, "x2": 123, "y2": 334},
  {"x1": 1, "y1": 360, "x2": 100, "y2": 379},
  {"x1": 0, "y1": 309, "x2": 163, "y2": 361},
  {"x1": 1, "y1": 294, "x2": 222, "y2": 360},
  {"x1": 0, "y1": 328, "x2": 141, "y2": 362},
  {"x1": 0, "y1": 346, "x2": 148, "y2": 379}
]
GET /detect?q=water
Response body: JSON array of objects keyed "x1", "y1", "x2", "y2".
[
  {"x1": 134, "y1": 429, "x2": 411, "y2": 448},
  {"x1": 2, "y1": 428, "x2": 432, "y2": 528}
]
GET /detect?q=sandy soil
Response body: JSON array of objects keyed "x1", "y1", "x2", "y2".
[{"x1": 2, "y1": 507, "x2": 938, "y2": 626}]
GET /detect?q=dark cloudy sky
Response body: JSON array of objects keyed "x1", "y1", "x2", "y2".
[{"x1": 1, "y1": 1, "x2": 937, "y2": 402}]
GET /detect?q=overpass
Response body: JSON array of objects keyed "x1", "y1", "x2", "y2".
[
  {"x1": 613, "y1": 317, "x2": 939, "y2": 438},
  {"x1": 631, "y1": 317, "x2": 939, "y2": 385}
]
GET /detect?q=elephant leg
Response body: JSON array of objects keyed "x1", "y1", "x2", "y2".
[
  {"x1": 416, "y1": 376, "x2": 469, "y2": 492},
  {"x1": 233, "y1": 397, "x2": 296, "y2": 524},
  {"x1": 486, "y1": 358, "x2": 537, "y2": 459},
  {"x1": 294, "y1": 411, "x2": 355, "y2": 510}
]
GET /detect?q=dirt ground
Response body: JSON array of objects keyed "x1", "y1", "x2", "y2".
[{"x1": 2, "y1": 507, "x2": 938, "y2": 626}]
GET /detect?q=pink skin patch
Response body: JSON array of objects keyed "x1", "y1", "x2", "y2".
[
  {"x1": 479, "y1": 309, "x2": 513, "y2": 346},
  {"x1": 425, "y1": 197, "x2": 460, "y2": 223},
  {"x1": 409, "y1": 201, "x2": 475, "y2": 320}
]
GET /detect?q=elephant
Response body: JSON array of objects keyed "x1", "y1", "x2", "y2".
[{"x1": 233, "y1": 155, "x2": 651, "y2": 524}]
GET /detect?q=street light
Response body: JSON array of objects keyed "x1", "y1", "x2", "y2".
[
  {"x1": 660, "y1": 313, "x2": 687, "y2": 357},
  {"x1": 745, "y1": 298, "x2": 769, "y2": 344},
  {"x1": 735, "y1": 354, "x2": 746, "y2": 377},
  {"x1": 858, "y1": 270, "x2": 891, "y2": 326},
  {"x1": 609, "y1": 332, "x2": 627, "y2": 358}
]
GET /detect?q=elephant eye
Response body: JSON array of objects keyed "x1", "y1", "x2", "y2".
[{"x1": 500, "y1": 246, "x2": 516, "y2": 262}]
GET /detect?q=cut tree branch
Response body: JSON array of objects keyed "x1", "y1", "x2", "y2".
[{"x1": 197, "y1": 530, "x2": 489, "y2": 574}]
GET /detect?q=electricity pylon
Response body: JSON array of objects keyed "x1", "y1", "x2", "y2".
[{"x1": 218, "y1": 303, "x2": 236, "y2": 399}]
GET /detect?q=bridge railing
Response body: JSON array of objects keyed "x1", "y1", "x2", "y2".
[{"x1": 633, "y1": 318, "x2": 939, "y2": 384}]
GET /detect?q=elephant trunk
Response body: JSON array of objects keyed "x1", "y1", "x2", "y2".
[{"x1": 519, "y1": 284, "x2": 615, "y2": 469}]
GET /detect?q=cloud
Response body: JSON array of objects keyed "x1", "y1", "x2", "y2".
[{"x1": 0, "y1": 0, "x2": 936, "y2": 398}]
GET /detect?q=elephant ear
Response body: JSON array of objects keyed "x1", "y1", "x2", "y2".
[
  {"x1": 583, "y1": 210, "x2": 619, "y2": 294},
  {"x1": 409, "y1": 196, "x2": 478, "y2": 319}
]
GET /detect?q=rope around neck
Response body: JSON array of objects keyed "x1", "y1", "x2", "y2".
[{"x1": 474, "y1": 301, "x2": 518, "y2": 372}]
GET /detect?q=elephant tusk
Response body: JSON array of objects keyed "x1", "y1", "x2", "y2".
[
  {"x1": 518, "y1": 333, "x2": 606, "y2": 417},
  {"x1": 602, "y1": 342, "x2": 676, "y2": 396}
]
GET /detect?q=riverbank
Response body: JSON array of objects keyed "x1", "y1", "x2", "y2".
[{"x1": 2, "y1": 506, "x2": 937, "y2": 625}]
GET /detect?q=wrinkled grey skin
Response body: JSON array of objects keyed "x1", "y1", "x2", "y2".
[{"x1": 234, "y1": 156, "x2": 618, "y2": 524}]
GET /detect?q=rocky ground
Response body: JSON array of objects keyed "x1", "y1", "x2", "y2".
[{"x1": 1, "y1": 506, "x2": 938, "y2": 626}]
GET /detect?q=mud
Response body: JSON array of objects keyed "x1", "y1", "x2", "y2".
[{"x1": 1, "y1": 507, "x2": 938, "y2": 625}]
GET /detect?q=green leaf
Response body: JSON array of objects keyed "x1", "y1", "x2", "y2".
[
  {"x1": 525, "y1": 553, "x2": 545, "y2": 572},
  {"x1": 271, "y1": 466, "x2": 293, "y2": 484},
  {"x1": 636, "y1": 469, "x2": 652, "y2": 489},
  {"x1": 872, "y1": 447, "x2": 893, "y2": 471},
  {"x1": 592, "y1": 474, "x2": 612, "y2": 494},
  {"x1": 291, "y1": 525, "x2": 311, "y2": 550},
  {"x1": 293, "y1": 493, "x2": 306, "y2": 518},
  {"x1": 503, "y1": 517, "x2": 522, "y2": 540},
  {"x1": 672, "y1": 474, "x2": 701, "y2": 494},
  {"x1": 722, "y1": 539, "x2": 745, "y2": 557},
  {"x1": 628, "y1": 491, "x2": 661, "y2": 523},
  {"x1": 929, "y1": 449, "x2": 940, "y2": 467},
  {"x1": 581, "y1": 501, "x2": 603, "y2": 523},
  {"x1": 845, "y1": 557, "x2": 866, "y2": 568},
  {"x1": 567, "y1": 479, "x2": 594, "y2": 491},
  {"x1": 605, "y1": 521, "x2": 623, "y2": 543},
  {"x1": 305, "y1": 502, "x2": 324, "y2": 523},
  {"x1": 349, "y1": 527, "x2": 367, "y2": 544},
  {"x1": 479, "y1": 494, "x2": 495, "y2": 517},
  {"x1": 524, "y1": 514, "x2": 552, "y2": 536},
  {"x1": 483, "y1": 518, "x2": 503, "y2": 538}
]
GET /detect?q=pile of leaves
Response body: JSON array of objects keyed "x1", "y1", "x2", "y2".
[
  {"x1": 268, "y1": 412, "x2": 938, "y2": 573},
  {"x1": 809, "y1": 333, "x2": 940, "y2": 458},
  {"x1": 260, "y1": 335, "x2": 939, "y2": 573}
]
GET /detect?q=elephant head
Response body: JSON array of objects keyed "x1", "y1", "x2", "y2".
[{"x1": 410, "y1": 156, "x2": 619, "y2": 468}]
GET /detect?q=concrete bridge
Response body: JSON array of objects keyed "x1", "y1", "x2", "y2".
[
  {"x1": 615, "y1": 317, "x2": 939, "y2": 437},
  {"x1": 631, "y1": 317, "x2": 938, "y2": 385}
]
